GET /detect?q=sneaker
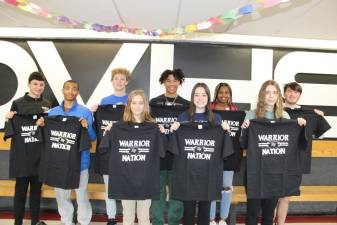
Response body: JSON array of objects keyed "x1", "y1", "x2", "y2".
[
  {"x1": 35, "y1": 221, "x2": 47, "y2": 225},
  {"x1": 218, "y1": 219, "x2": 227, "y2": 225},
  {"x1": 210, "y1": 220, "x2": 217, "y2": 225},
  {"x1": 107, "y1": 218, "x2": 117, "y2": 225}
]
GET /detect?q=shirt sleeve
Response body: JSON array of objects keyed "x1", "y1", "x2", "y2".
[
  {"x1": 177, "y1": 112, "x2": 188, "y2": 123},
  {"x1": 231, "y1": 104, "x2": 238, "y2": 111},
  {"x1": 283, "y1": 111, "x2": 291, "y2": 119},
  {"x1": 100, "y1": 96, "x2": 108, "y2": 105},
  {"x1": 47, "y1": 106, "x2": 59, "y2": 116},
  {"x1": 299, "y1": 125, "x2": 309, "y2": 151},
  {"x1": 214, "y1": 113, "x2": 222, "y2": 125},
  {"x1": 35, "y1": 126, "x2": 45, "y2": 143},
  {"x1": 239, "y1": 128, "x2": 249, "y2": 149},
  {"x1": 168, "y1": 131, "x2": 180, "y2": 155},
  {"x1": 157, "y1": 131, "x2": 166, "y2": 158},
  {"x1": 79, "y1": 127, "x2": 92, "y2": 152},
  {"x1": 5, "y1": 102, "x2": 18, "y2": 139},
  {"x1": 86, "y1": 112, "x2": 97, "y2": 141},
  {"x1": 10, "y1": 101, "x2": 17, "y2": 112},
  {"x1": 222, "y1": 131, "x2": 234, "y2": 158},
  {"x1": 93, "y1": 111, "x2": 99, "y2": 134},
  {"x1": 97, "y1": 129, "x2": 111, "y2": 154},
  {"x1": 3, "y1": 120, "x2": 14, "y2": 141},
  {"x1": 314, "y1": 115, "x2": 331, "y2": 138},
  {"x1": 244, "y1": 110, "x2": 255, "y2": 120}
]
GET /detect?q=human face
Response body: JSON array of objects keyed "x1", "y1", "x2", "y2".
[
  {"x1": 131, "y1": 95, "x2": 145, "y2": 119},
  {"x1": 112, "y1": 73, "x2": 128, "y2": 93},
  {"x1": 193, "y1": 87, "x2": 208, "y2": 111},
  {"x1": 264, "y1": 85, "x2": 278, "y2": 108},
  {"x1": 284, "y1": 88, "x2": 301, "y2": 105},
  {"x1": 28, "y1": 80, "x2": 45, "y2": 98},
  {"x1": 62, "y1": 82, "x2": 79, "y2": 102},
  {"x1": 163, "y1": 74, "x2": 180, "y2": 96},
  {"x1": 216, "y1": 85, "x2": 231, "y2": 104}
]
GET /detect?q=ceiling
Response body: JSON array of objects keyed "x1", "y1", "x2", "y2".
[{"x1": 0, "y1": 0, "x2": 336, "y2": 40}]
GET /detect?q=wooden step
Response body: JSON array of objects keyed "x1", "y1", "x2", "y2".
[{"x1": 1, "y1": 180, "x2": 336, "y2": 202}]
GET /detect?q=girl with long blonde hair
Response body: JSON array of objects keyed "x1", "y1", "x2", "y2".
[
  {"x1": 254, "y1": 80, "x2": 284, "y2": 120},
  {"x1": 242, "y1": 80, "x2": 305, "y2": 225},
  {"x1": 105, "y1": 89, "x2": 164, "y2": 225},
  {"x1": 123, "y1": 89, "x2": 154, "y2": 123}
]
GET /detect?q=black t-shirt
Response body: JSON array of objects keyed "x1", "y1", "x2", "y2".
[
  {"x1": 284, "y1": 108, "x2": 331, "y2": 173},
  {"x1": 169, "y1": 123, "x2": 234, "y2": 201},
  {"x1": 213, "y1": 110, "x2": 246, "y2": 171},
  {"x1": 4, "y1": 114, "x2": 45, "y2": 178},
  {"x1": 37, "y1": 116, "x2": 91, "y2": 189},
  {"x1": 150, "y1": 94, "x2": 190, "y2": 171},
  {"x1": 99, "y1": 121, "x2": 166, "y2": 200},
  {"x1": 94, "y1": 104, "x2": 125, "y2": 174},
  {"x1": 240, "y1": 119, "x2": 307, "y2": 199}
]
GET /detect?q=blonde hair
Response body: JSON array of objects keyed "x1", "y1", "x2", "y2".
[
  {"x1": 123, "y1": 90, "x2": 154, "y2": 123},
  {"x1": 111, "y1": 68, "x2": 131, "y2": 81},
  {"x1": 255, "y1": 80, "x2": 284, "y2": 119}
]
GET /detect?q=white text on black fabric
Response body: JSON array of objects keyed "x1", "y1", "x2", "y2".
[
  {"x1": 100, "y1": 120, "x2": 118, "y2": 130},
  {"x1": 155, "y1": 117, "x2": 177, "y2": 124},
  {"x1": 184, "y1": 139, "x2": 215, "y2": 160},
  {"x1": 50, "y1": 130, "x2": 76, "y2": 151},
  {"x1": 21, "y1": 125, "x2": 39, "y2": 143},
  {"x1": 258, "y1": 134, "x2": 289, "y2": 156},
  {"x1": 222, "y1": 120, "x2": 240, "y2": 137},
  {"x1": 119, "y1": 139, "x2": 150, "y2": 162},
  {"x1": 155, "y1": 117, "x2": 177, "y2": 134}
]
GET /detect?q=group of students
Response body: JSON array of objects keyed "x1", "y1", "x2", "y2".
[{"x1": 4, "y1": 68, "x2": 330, "y2": 225}]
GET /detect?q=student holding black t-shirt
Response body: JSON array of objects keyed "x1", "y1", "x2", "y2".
[
  {"x1": 274, "y1": 82, "x2": 331, "y2": 225},
  {"x1": 4, "y1": 72, "x2": 51, "y2": 225},
  {"x1": 170, "y1": 83, "x2": 230, "y2": 225},
  {"x1": 92, "y1": 67, "x2": 131, "y2": 225},
  {"x1": 149, "y1": 69, "x2": 189, "y2": 225},
  {"x1": 241, "y1": 80, "x2": 306, "y2": 225},
  {"x1": 37, "y1": 80, "x2": 96, "y2": 225},
  {"x1": 102, "y1": 89, "x2": 166, "y2": 225},
  {"x1": 210, "y1": 83, "x2": 240, "y2": 225}
]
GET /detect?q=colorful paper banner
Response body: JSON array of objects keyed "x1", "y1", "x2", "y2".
[{"x1": 1, "y1": 0, "x2": 291, "y2": 37}]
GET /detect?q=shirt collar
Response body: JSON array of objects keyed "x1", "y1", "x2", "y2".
[
  {"x1": 61, "y1": 100, "x2": 78, "y2": 112},
  {"x1": 24, "y1": 92, "x2": 43, "y2": 101}
]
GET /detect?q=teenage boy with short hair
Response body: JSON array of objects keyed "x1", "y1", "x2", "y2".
[{"x1": 4, "y1": 71, "x2": 51, "y2": 225}]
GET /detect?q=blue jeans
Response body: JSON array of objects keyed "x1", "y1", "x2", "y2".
[{"x1": 210, "y1": 171, "x2": 234, "y2": 220}]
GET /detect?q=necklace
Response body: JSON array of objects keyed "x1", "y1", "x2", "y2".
[{"x1": 165, "y1": 94, "x2": 177, "y2": 106}]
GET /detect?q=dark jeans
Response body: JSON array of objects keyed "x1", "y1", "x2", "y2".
[
  {"x1": 14, "y1": 176, "x2": 42, "y2": 225},
  {"x1": 245, "y1": 198, "x2": 278, "y2": 225},
  {"x1": 183, "y1": 201, "x2": 210, "y2": 225}
]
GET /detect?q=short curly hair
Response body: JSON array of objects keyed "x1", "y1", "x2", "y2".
[
  {"x1": 111, "y1": 68, "x2": 131, "y2": 81},
  {"x1": 159, "y1": 69, "x2": 185, "y2": 84}
]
